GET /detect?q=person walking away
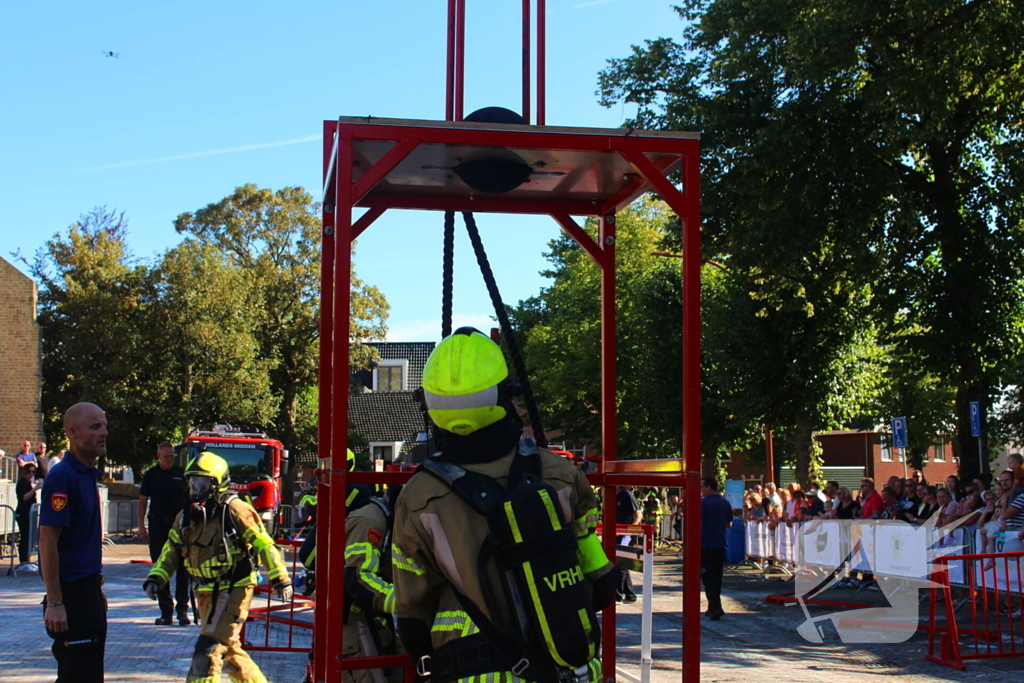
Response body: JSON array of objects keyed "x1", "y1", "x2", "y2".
[
  {"x1": 143, "y1": 452, "x2": 291, "y2": 683},
  {"x1": 138, "y1": 441, "x2": 191, "y2": 625},
  {"x1": 48, "y1": 449, "x2": 65, "y2": 475},
  {"x1": 616, "y1": 485, "x2": 642, "y2": 602},
  {"x1": 342, "y1": 480, "x2": 404, "y2": 683},
  {"x1": 701, "y1": 476, "x2": 733, "y2": 621},
  {"x1": 39, "y1": 402, "x2": 108, "y2": 683},
  {"x1": 393, "y1": 328, "x2": 617, "y2": 683},
  {"x1": 16, "y1": 463, "x2": 43, "y2": 564}
]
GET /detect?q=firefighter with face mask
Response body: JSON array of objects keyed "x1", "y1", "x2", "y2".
[
  {"x1": 393, "y1": 328, "x2": 617, "y2": 683},
  {"x1": 143, "y1": 453, "x2": 292, "y2": 683}
]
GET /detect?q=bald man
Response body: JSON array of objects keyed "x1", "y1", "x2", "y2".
[{"x1": 39, "y1": 402, "x2": 108, "y2": 682}]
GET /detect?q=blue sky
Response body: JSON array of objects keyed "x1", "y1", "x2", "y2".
[{"x1": 0, "y1": 0, "x2": 683, "y2": 341}]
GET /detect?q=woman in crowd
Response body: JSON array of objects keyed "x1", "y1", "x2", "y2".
[
  {"x1": 829, "y1": 487, "x2": 860, "y2": 519},
  {"x1": 879, "y1": 487, "x2": 904, "y2": 521},
  {"x1": 905, "y1": 484, "x2": 939, "y2": 524}
]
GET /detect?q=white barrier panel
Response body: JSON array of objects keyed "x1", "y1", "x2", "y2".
[
  {"x1": 971, "y1": 529, "x2": 1023, "y2": 594},
  {"x1": 873, "y1": 522, "x2": 932, "y2": 578},
  {"x1": 775, "y1": 524, "x2": 797, "y2": 564},
  {"x1": 798, "y1": 520, "x2": 843, "y2": 569},
  {"x1": 849, "y1": 522, "x2": 874, "y2": 572}
]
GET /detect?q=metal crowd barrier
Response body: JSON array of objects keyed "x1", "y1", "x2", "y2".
[
  {"x1": 242, "y1": 538, "x2": 314, "y2": 653},
  {"x1": 1, "y1": 504, "x2": 17, "y2": 574},
  {"x1": 928, "y1": 549, "x2": 1024, "y2": 670},
  {"x1": 104, "y1": 499, "x2": 139, "y2": 541},
  {"x1": 275, "y1": 504, "x2": 298, "y2": 537}
]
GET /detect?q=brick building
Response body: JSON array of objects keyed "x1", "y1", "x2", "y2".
[
  {"x1": 722, "y1": 429, "x2": 959, "y2": 491},
  {"x1": 0, "y1": 256, "x2": 44, "y2": 466}
]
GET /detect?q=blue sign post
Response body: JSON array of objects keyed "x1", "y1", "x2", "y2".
[
  {"x1": 892, "y1": 417, "x2": 908, "y2": 449},
  {"x1": 892, "y1": 417, "x2": 908, "y2": 478},
  {"x1": 970, "y1": 401, "x2": 983, "y2": 473}
]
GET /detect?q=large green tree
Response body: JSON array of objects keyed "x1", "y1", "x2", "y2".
[
  {"x1": 599, "y1": 0, "x2": 1024, "y2": 480},
  {"x1": 29, "y1": 209, "x2": 168, "y2": 469},
  {"x1": 174, "y1": 184, "x2": 390, "y2": 452}
]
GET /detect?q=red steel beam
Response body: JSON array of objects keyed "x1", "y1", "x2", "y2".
[
  {"x1": 550, "y1": 213, "x2": 605, "y2": 265},
  {"x1": 598, "y1": 211, "x2": 618, "y2": 677},
  {"x1": 445, "y1": 0, "x2": 456, "y2": 121},
  {"x1": 455, "y1": 0, "x2": 466, "y2": 120},
  {"x1": 358, "y1": 194, "x2": 605, "y2": 217},
  {"x1": 536, "y1": 0, "x2": 546, "y2": 125},
  {"x1": 522, "y1": 0, "x2": 531, "y2": 123},
  {"x1": 350, "y1": 139, "x2": 420, "y2": 206},
  {"x1": 352, "y1": 207, "x2": 387, "y2": 241}
]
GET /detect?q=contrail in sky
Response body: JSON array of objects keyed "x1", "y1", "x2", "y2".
[{"x1": 77, "y1": 134, "x2": 320, "y2": 172}]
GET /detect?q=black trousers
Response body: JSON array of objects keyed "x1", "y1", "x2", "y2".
[
  {"x1": 44, "y1": 574, "x2": 106, "y2": 682},
  {"x1": 701, "y1": 547, "x2": 726, "y2": 613},
  {"x1": 149, "y1": 515, "x2": 190, "y2": 618},
  {"x1": 616, "y1": 535, "x2": 637, "y2": 600},
  {"x1": 17, "y1": 513, "x2": 31, "y2": 563}
]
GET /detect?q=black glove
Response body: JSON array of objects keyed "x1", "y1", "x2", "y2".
[
  {"x1": 591, "y1": 567, "x2": 620, "y2": 612},
  {"x1": 143, "y1": 579, "x2": 160, "y2": 601}
]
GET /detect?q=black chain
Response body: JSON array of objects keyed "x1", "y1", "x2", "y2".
[
  {"x1": 442, "y1": 210, "x2": 455, "y2": 339},
  {"x1": 461, "y1": 211, "x2": 548, "y2": 448}
]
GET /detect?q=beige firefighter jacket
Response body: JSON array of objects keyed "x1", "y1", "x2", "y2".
[
  {"x1": 148, "y1": 495, "x2": 290, "y2": 592},
  {"x1": 392, "y1": 446, "x2": 611, "y2": 652}
]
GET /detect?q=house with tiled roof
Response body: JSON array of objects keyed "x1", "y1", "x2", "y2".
[{"x1": 348, "y1": 341, "x2": 435, "y2": 465}]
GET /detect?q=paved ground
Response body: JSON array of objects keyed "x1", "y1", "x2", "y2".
[{"x1": 2, "y1": 541, "x2": 1022, "y2": 682}]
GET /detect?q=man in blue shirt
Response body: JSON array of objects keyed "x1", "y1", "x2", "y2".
[
  {"x1": 39, "y1": 402, "x2": 108, "y2": 683},
  {"x1": 700, "y1": 476, "x2": 734, "y2": 621}
]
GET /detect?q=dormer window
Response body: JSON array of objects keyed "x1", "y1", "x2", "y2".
[{"x1": 374, "y1": 359, "x2": 408, "y2": 391}]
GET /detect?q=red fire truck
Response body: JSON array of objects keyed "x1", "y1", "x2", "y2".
[{"x1": 178, "y1": 425, "x2": 290, "y2": 534}]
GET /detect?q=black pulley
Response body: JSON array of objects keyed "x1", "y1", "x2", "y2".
[{"x1": 453, "y1": 107, "x2": 533, "y2": 194}]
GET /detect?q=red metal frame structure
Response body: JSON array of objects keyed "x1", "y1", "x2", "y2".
[{"x1": 315, "y1": 115, "x2": 702, "y2": 683}]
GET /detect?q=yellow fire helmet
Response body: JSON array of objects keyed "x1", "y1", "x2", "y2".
[
  {"x1": 185, "y1": 451, "x2": 231, "y2": 492},
  {"x1": 422, "y1": 327, "x2": 509, "y2": 436}
]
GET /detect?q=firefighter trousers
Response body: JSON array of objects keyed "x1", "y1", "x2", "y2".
[
  {"x1": 188, "y1": 584, "x2": 266, "y2": 683},
  {"x1": 342, "y1": 614, "x2": 404, "y2": 683}
]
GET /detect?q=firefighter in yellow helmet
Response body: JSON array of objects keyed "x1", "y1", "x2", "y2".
[
  {"x1": 143, "y1": 452, "x2": 291, "y2": 683},
  {"x1": 393, "y1": 328, "x2": 617, "y2": 683},
  {"x1": 298, "y1": 449, "x2": 404, "y2": 683}
]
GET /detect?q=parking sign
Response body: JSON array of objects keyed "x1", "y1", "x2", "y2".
[
  {"x1": 892, "y1": 417, "x2": 908, "y2": 449},
  {"x1": 970, "y1": 401, "x2": 981, "y2": 437}
]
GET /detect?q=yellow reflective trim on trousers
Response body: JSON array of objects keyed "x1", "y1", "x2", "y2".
[
  {"x1": 392, "y1": 543, "x2": 426, "y2": 575},
  {"x1": 539, "y1": 490, "x2": 561, "y2": 531},
  {"x1": 503, "y1": 500, "x2": 569, "y2": 668},
  {"x1": 587, "y1": 657, "x2": 601, "y2": 683},
  {"x1": 577, "y1": 533, "x2": 610, "y2": 575}
]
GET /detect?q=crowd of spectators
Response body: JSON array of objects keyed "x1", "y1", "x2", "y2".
[{"x1": 741, "y1": 454, "x2": 1024, "y2": 556}]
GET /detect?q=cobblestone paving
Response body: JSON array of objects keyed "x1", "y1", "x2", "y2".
[{"x1": 3, "y1": 542, "x2": 1022, "y2": 682}]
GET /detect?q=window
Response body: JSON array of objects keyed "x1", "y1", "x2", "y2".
[
  {"x1": 370, "y1": 441, "x2": 404, "y2": 464},
  {"x1": 934, "y1": 442, "x2": 945, "y2": 462},
  {"x1": 373, "y1": 359, "x2": 408, "y2": 391},
  {"x1": 880, "y1": 434, "x2": 893, "y2": 462}
]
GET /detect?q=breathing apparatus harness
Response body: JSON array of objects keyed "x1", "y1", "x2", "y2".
[{"x1": 418, "y1": 437, "x2": 598, "y2": 683}]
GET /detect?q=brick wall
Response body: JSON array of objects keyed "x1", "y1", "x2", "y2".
[{"x1": 0, "y1": 256, "x2": 43, "y2": 464}]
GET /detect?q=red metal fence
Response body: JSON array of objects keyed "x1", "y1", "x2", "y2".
[{"x1": 928, "y1": 550, "x2": 1024, "y2": 670}]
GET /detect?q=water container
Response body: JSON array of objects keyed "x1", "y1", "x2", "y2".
[{"x1": 726, "y1": 518, "x2": 745, "y2": 564}]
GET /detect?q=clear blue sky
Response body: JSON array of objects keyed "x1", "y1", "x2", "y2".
[{"x1": 0, "y1": 0, "x2": 683, "y2": 341}]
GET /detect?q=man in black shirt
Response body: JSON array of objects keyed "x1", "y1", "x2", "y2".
[
  {"x1": 137, "y1": 442, "x2": 190, "y2": 625},
  {"x1": 615, "y1": 486, "x2": 641, "y2": 603}
]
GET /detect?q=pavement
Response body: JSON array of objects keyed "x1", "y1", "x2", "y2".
[{"x1": 2, "y1": 540, "x2": 1022, "y2": 682}]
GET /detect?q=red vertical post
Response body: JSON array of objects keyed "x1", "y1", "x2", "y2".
[
  {"x1": 454, "y1": 0, "x2": 466, "y2": 120},
  {"x1": 680, "y1": 146, "x2": 703, "y2": 683},
  {"x1": 445, "y1": 0, "x2": 457, "y2": 121},
  {"x1": 315, "y1": 120, "x2": 336, "y2": 683},
  {"x1": 536, "y1": 0, "x2": 546, "y2": 125},
  {"x1": 326, "y1": 130, "x2": 354, "y2": 682},
  {"x1": 521, "y1": 0, "x2": 531, "y2": 123},
  {"x1": 598, "y1": 212, "x2": 617, "y2": 681}
]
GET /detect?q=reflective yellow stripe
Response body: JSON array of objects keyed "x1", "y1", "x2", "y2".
[
  {"x1": 503, "y1": 498, "x2": 570, "y2": 667},
  {"x1": 540, "y1": 489, "x2": 562, "y2": 530},
  {"x1": 392, "y1": 543, "x2": 426, "y2": 575},
  {"x1": 575, "y1": 507, "x2": 600, "y2": 538},
  {"x1": 577, "y1": 533, "x2": 610, "y2": 575}
]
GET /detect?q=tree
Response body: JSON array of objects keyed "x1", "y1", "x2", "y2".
[
  {"x1": 152, "y1": 240, "x2": 275, "y2": 437},
  {"x1": 598, "y1": 0, "x2": 1024, "y2": 480},
  {"x1": 29, "y1": 208, "x2": 168, "y2": 470},
  {"x1": 174, "y1": 184, "x2": 389, "y2": 452}
]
